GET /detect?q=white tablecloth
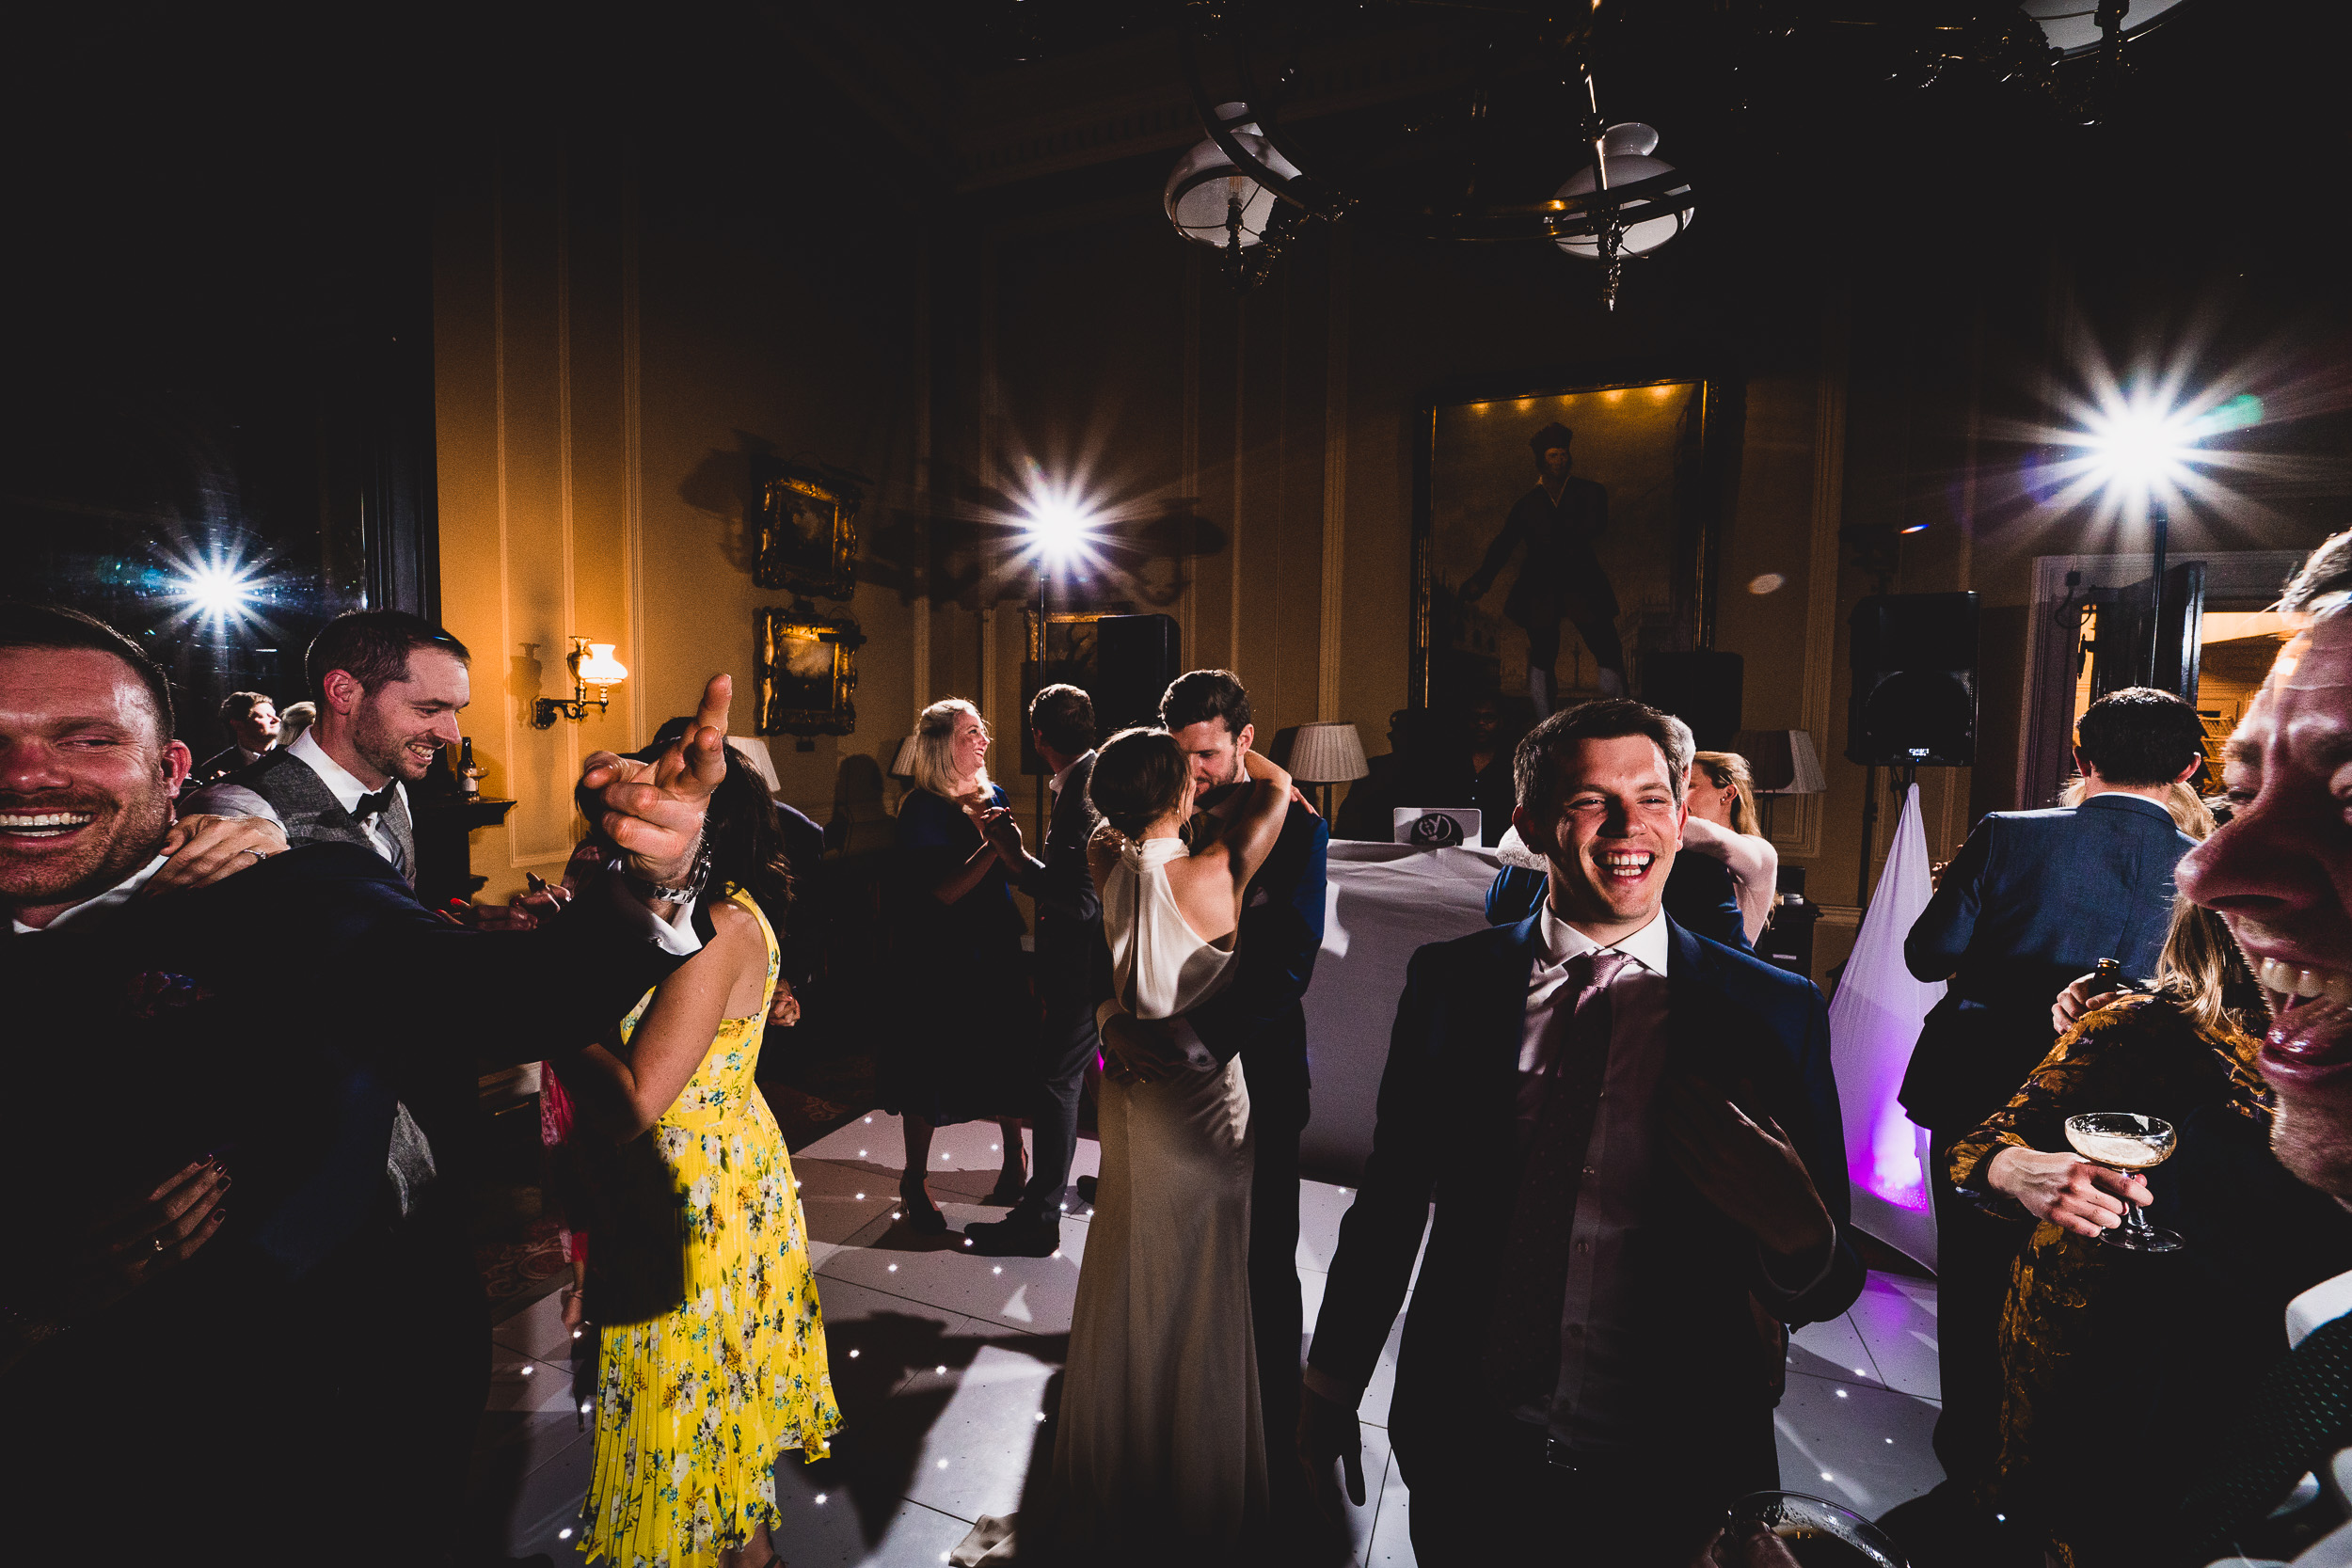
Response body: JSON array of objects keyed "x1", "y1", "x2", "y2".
[{"x1": 1298, "y1": 841, "x2": 1503, "y2": 1182}]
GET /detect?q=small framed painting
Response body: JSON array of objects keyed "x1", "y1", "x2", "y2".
[
  {"x1": 756, "y1": 607, "x2": 866, "y2": 736},
  {"x1": 753, "y1": 459, "x2": 866, "y2": 602}
]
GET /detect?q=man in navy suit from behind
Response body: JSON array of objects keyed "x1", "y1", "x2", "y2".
[
  {"x1": 1298, "y1": 700, "x2": 1863, "y2": 1566},
  {"x1": 1896, "y1": 684, "x2": 2206, "y2": 1541}
]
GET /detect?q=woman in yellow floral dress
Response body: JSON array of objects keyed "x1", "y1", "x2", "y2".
[{"x1": 564, "y1": 749, "x2": 840, "y2": 1568}]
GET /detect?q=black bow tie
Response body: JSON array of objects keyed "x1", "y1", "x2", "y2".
[{"x1": 354, "y1": 784, "x2": 398, "y2": 822}]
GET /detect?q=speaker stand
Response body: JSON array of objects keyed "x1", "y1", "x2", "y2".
[
  {"x1": 1856, "y1": 763, "x2": 1921, "y2": 911},
  {"x1": 1857, "y1": 766, "x2": 1878, "y2": 910}
]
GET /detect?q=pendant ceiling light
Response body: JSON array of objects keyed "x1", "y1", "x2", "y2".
[
  {"x1": 1163, "y1": 102, "x2": 1305, "y2": 285},
  {"x1": 1163, "y1": 0, "x2": 2193, "y2": 304},
  {"x1": 1548, "y1": 121, "x2": 1694, "y2": 311}
]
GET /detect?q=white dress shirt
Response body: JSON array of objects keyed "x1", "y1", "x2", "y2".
[
  {"x1": 1515, "y1": 903, "x2": 1675, "y2": 1448},
  {"x1": 287, "y1": 728, "x2": 406, "y2": 866},
  {"x1": 10, "y1": 854, "x2": 168, "y2": 934},
  {"x1": 1048, "y1": 749, "x2": 1096, "y2": 798}
]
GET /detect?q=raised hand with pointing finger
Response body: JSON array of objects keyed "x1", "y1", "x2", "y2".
[{"x1": 578, "y1": 673, "x2": 733, "y2": 896}]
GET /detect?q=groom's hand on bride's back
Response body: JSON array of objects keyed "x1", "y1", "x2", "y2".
[
  {"x1": 1096, "y1": 1009, "x2": 1184, "y2": 1085},
  {"x1": 1296, "y1": 1385, "x2": 1365, "y2": 1519}
]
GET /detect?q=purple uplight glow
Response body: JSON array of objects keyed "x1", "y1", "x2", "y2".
[
  {"x1": 1865, "y1": 1101, "x2": 1931, "y2": 1213},
  {"x1": 1826, "y1": 784, "x2": 1947, "y2": 1265}
]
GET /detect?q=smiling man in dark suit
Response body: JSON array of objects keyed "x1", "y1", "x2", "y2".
[
  {"x1": 1297, "y1": 699, "x2": 1862, "y2": 1567},
  {"x1": 0, "y1": 601, "x2": 731, "y2": 1567}
]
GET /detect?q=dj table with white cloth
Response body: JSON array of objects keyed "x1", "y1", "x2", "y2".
[{"x1": 1298, "y1": 840, "x2": 1504, "y2": 1182}]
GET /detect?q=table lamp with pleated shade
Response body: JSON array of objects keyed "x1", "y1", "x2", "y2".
[
  {"x1": 1287, "y1": 721, "x2": 1370, "y2": 819},
  {"x1": 1731, "y1": 728, "x2": 1827, "y2": 839}
]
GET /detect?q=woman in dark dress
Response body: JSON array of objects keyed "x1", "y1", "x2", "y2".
[
  {"x1": 888, "y1": 698, "x2": 1029, "y2": 1230},
  {"x1": 1948, "y1": 895, "x2": 2352, "y2": 1567}
]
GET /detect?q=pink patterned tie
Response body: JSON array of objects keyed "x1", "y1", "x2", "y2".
[{"x1": 1485, "y1": 947, "x2": 1632, "y2": 1406}]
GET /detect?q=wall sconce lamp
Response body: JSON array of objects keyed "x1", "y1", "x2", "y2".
[{"x1": 532, "y1": 639, "x2": 628, "y2": 728}]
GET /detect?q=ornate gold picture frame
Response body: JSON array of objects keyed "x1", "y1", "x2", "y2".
[
  {"x1": 753, "y1": 460, "x2": 865, "y2": 602},
  {"x1": 756, "y1": 607, "x2": 866, "y2": 736},
  {"x1": 1412, "y1": 367, "x2": 1733, "y2": 712}
]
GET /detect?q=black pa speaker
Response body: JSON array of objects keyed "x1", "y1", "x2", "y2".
[
  {"x1": 1092, "y1": 613, "x2": 1182, "y2": 736},
  {"x1": 1847, "y1": 592, "x2": 1979, "y2": 767},
  {"x1": 1640, "y1": 650, "x2": 1744, "y2": 751}
]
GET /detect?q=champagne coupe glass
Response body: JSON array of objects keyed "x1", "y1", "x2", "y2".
[
  {"x1": 1724, "y1": 1492, "x2": 1907, "y2": 1567},
  {"x1": 2064, "y1": 1112, "x2": 2183, "y2": 1253}
]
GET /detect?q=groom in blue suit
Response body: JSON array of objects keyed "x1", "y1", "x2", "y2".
[{"x1": 1299, "y1": 699, "x2": 1863, "y2": 1566}]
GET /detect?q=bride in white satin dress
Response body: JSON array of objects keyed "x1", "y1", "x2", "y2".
[{"x1": 1041, "y1": 726, "x2": 1296, "y2": 1560}]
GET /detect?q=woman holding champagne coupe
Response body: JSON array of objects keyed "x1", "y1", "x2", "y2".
[{"x1": 1946, "y1": 895, "x2": 2352, "y2": 1567}]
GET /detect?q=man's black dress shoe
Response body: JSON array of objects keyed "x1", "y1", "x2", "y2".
[{"x1": 961, "y1": 1213, "x2": 1060, "y2": 1257}]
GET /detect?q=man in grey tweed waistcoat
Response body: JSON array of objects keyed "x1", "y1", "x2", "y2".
[
  {"x1": 182, "y1": 609, "x2": 524, "y2": 1564},
  {"x1": 187, "y1": 612, "x2": 456, "y2": 884}
]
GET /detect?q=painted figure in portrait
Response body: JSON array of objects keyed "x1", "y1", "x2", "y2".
[
  {"x1": 1459, "y1": 419, "x2": 1623, "y2": 714},
  {"x1": 1419, "y1": 377, "x2": 1719, "y2": 724}
]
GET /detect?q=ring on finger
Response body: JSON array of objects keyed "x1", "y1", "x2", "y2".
[
  {"x1": 152, "y1": 1236, "x2": 167, "y2": 1254},
  {"x1": 243, "y1": 847, "x2": 271, "y2": 863}
]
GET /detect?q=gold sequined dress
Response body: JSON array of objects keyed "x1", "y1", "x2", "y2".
[{"x1": 1947, "y1": 994, "x2": 2268, "y2": 1567}]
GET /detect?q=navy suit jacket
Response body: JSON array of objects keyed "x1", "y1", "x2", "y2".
[
  {"x1": 1, "y1": 843, "x2": 693, "y2": 1540},
  {"x1": 2, "y1": 843, "x2": 691, "y2": 1297},
  {"x1": 1184, "y1": 794, "x2": 1329, "y2": 1105},
  {"x1": 771, "y1": 800, "x2": 827, "y2": 988},
  {"x1": 1899, "y1": 793, "x2": 2193, "y2": 1132},
  {"x1": 1009, "y1": 752, "x2": 1110, "y2": 1013},
  {"x1": 1307, "y1": 912, "x2": 1863, "y2": 1455},
  {"x1": 1486, "y1": 853, "x2": 1752, "y2": 952}
]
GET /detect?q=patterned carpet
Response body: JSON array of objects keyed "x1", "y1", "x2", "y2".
[{"x1": 475, "y1": 1213, "x2": 571, "y2": 1307}]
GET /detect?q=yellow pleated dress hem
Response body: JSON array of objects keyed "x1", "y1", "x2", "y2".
[{"x1": 578, "y1": 890, "x2": 842, "y2": 1568}]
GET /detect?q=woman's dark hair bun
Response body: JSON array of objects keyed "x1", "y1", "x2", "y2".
[{"x1": 1087, "y1": 727, "x2": 1189, "y2": 838}]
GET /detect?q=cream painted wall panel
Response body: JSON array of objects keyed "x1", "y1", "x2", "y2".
[
  {"x1": 559, "y1": 157, "x2": 638, "y2": 784},
  {"x1": 631, "y1": 224, "x2": 921, "y2": 832},
  {"x1": 433, "y1": 171, "x2": 507, "y2": 850},
  {"x1": 441, "y1": 139, "x2": 925, "y2": 904}
]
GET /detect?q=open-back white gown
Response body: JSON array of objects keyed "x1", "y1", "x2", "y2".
[{"x1": 1044, "y1": 834, "x2": 1266, "y2": 1558}]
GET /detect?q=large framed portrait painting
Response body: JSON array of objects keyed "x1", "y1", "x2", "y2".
[{"x1": 1413, "y1": 372, "x2": 1733, "y2": 716}]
